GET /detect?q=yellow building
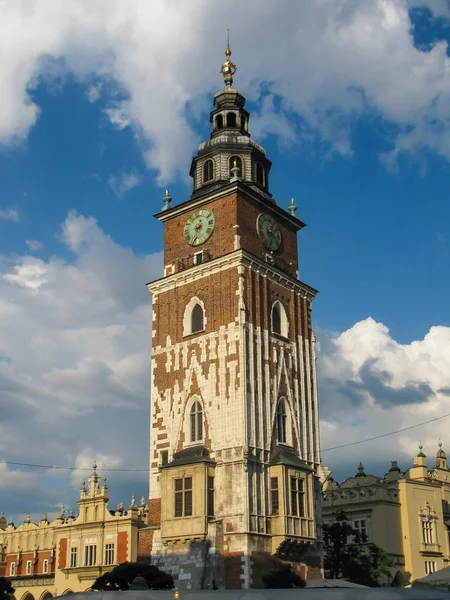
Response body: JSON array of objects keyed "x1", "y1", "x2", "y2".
[
  {"x1": 0, "y1": 464, "x2": 147, "y2": 600},
  {"x1": 322, "y1": 444, "x2": 450, "y2": 585}
]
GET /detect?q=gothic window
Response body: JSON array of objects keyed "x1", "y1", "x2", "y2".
[
  {"x1": 270, "y1": 477, "x2": 279, "y2": 515},
  {"x1": 183, "y1": 298, "x2": 206, "y2": 336},
  {"x1": 190, "y1": 401, "x2": 203, "y2": 442},
  {"x1": 271, "y1": 301, "x2": 289, "y2": 337},
  {"x1": 174, "y1": 477, "x2": 192, "y2": 517},
  {"x1": 272, "y1": 304, "x2": 281, "y2": 335},
  {"x1": 276, "y1": 399, "x2": 287, "y2": 443},
  {"x1": 207, "y1": 476, "x2": 215, "y2": 516},
  {"x1": 203, "y1": 159, "x2": 214, "y2": 183},
  {"x1": 191, "y1": 303, "x2": 204, "y2": 333},
  {"x1": 256, "y1": 162, "x2": 265, "y2": 186},
  {"x1": 226, "y1": 112, "x2": 237, "y2": 127},
  {"x1": 216, "y1": 115, "x2": 223, "y2": 129},
  {"x1": 290, "y1": 476, "x2": 305, "y2": 517},
  {"x1": 229, "y1": 155, "x2": 243, "y2": 178}
]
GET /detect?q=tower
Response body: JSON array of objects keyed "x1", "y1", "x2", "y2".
[{"x1": 146, "y1": 44, "x2": 322, "y2": 589}]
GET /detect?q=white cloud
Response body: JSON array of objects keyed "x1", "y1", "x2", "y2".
[
  {"x1": 108, "y1": 171, "x2": 141, "y2": 197},
  {"x1": 0, "y1": 211, "x2": 162, "y2": 519},
  {"x1": 85, "y1": 81, "x2": 102, "y2": 103},
  {"x1": 317, "y1": 317, "x2": 450, "y2": 479},
  {"x1": 0, "y1": 207, "x2": 19, "y2": 221},
  {"x1": 1, "y1": 2, "x2": 450, "y2": 179},
  {"x1": 25, "y1": 239, "x2": 44, "y2": 251}
]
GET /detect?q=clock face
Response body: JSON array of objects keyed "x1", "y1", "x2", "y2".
[
  {"x1": 184, "y1": 209, "x2": 216, "y2": 247},
  {"x1": 256, "y1": 213, "x2": 282, "y2": 251}
]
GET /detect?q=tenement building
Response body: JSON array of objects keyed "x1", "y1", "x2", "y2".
[
  {"x1": 143, "y1": 44, "x2": 323, "y2": 589},
  {"x1": 0, "y1": 464, "x2": 147, "y2": 599},
  {"x1": 322, "y1": 444, "x2": 450, "y2": 586}
]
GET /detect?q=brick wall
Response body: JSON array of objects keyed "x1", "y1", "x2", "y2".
[
  {"x1": 137, "y1": 528, "x2": 154, "y2": 560},
  {"x1": 58, "y1": 538, "x2": 67, "y2": 570},
  {"x1": 147, "y1": 498, "x2": 161, "y2": 527},
  {"x1": 117, "y1": 531, "x2": 128, "y2": 564}
]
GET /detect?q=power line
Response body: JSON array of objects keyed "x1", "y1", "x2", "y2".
[
  {"x1": 1, "y1": 412, "x2": 450, "y2": 472},
  {"x1": 321, "y1": 411, "x2": 450, "y2": 453}
]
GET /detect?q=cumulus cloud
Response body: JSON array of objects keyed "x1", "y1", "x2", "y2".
[
  {"x1": 0, "y1": 207, "x2": 19, "y2": 221},
  {"x1": 1, "y1": 1, "x2": 450, "y2": 179},
  {"x1": 108, "y1": 171, "x2": 141, "y2": 197},
  {"x1": 0, "y1": 212, "x2": 162, "y2": 521},
  {"x1": 317, "y1": 318, "x2": 450, "y2": 480}
]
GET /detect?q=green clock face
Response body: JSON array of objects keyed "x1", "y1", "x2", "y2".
[
  {"x1": 184, "y1": 209, "x2": 216, "y2": 247},
  {"x1": 257, "y1": 213, "x2": 281, "y2": 251}
]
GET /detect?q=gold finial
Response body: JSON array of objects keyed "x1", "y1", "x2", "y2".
[{"x1": 221, "y1": 30, "x2": 236, "y2": 87}]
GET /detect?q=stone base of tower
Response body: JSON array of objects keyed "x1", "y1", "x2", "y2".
[{"x1": 143, "y1": 525, "x2": 323, "y2": 591}]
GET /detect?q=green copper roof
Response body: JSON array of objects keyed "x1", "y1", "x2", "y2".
[
  {"x1": 163, "y1": 445, "x2": 215, "y2": 468},
  {"x1": 269, "y1": 445, "x2": 313, "y2": 471}
]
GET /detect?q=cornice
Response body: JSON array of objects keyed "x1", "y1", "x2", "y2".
[{"x1": 147, "y1": 249, "x2": 318, "y2": 300}]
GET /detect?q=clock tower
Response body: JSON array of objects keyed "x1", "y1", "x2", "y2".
[{"x1": 146, "y1": 44, "x2": 322, "y2": 589}]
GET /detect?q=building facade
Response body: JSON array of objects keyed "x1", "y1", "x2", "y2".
[
  {"x1": 144, "y1": 44, "x2": 323, "y2": 589},
  {"x1": 0, "y1": 465, "x2": 147, "y2": 600},
  {"x1": 322, "y1": 444, "x2": 450, "y2": 585}
]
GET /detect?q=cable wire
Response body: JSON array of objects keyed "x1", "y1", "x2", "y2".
[{"x1": 2, "y1": 412, "x2": 450, "y2": 471}]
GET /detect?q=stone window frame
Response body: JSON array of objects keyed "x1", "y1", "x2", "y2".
[
  {"x1": 10, "y1": 561, "x2": 15, "y2": 576},
  {"x1": 271, "y1": 300, "x2": 289, "y2": 338},
  {"x1": 203, "y1": 158, "x2": 214, "y2": 183},
  {"x1": 229, "y1": 155, "x2": 244, "y2": 178},
  {"x1": 104, "y1": 543, "x2": 115, "y2": 566},
  {"x1": 174, "y1": 475, "x2": 193, "y2": 518},
  {"x1": 70, "y1": 546, "x2": 78, "y2": 568},
  {"x1": 275, "y1": 396, "x2": 293, "y2": 447},
  {"x1": 43, "y1": 558, "x2": 49, "y2": 574},
  {"x1": 26, "y1": 559, "x2": 32, "y2": 575},
  {"x1": 184, "y1": 395, "x2": 205, "y2": 447},
  {"x1": 183, "y1": 296, "x2": 206, "y2": 337}
]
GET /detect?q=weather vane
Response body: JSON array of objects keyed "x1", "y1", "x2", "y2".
[{"x1": 220, "y1": 29, "x2": 237, "y2": 87}]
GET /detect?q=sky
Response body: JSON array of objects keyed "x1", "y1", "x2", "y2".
[{"x1": 1, "y1": 0, "x2": 450, "y2": 522}]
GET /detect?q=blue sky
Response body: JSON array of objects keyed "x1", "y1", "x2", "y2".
[{"x1": 1, "y1": 0, "x2": 450, "y2": 520}]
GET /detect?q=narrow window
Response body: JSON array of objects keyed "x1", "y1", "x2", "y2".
[
  {"x1": 240, "y1": 115, "x2": 246, "y2": 131},
  {"x1": 203, "y1": 159, "x2": 214, "y2": 183},
  {"x1": 290, "y1": 477, "x2": 305, "y2": 517},
  {"x1": 191, "y1": 303, "x2": 204, "y2": 333},
  {"x1": 226, "y1": 112, "x2": 237, "y2": 127},
  {"x1": 104, "y1": 543, "x2": 115, "y2": 566},
  {"x1": 277, "y1": 400, "x2": 287, "y2": 444},
  {"x1": 84, "y1": 544, "x2": 97, "y2": 566},
  {"x1": 43, "y1": 559, "x2": 49, "y2": 574},
  {"x1": 194, "y1": 251, "x2": 204, "y2": 266},
  {"x1": 190, "y1": 401, "x2": 203, "y2": 442},
  {"x1": 216, "y1": 115, "x2": 223, "y2": 129},
  {"x1": 256, "y1": 162, "x2": 264, "y2": 186},
  {"x1": 10, "y1": 562, "x2": 15, "y2": 576},
  {"x1": 26, "y1": 560, "x2": 32, "y2": 575},
  {"x1": 229, "y1": 155, "x2": 243, "y2": 178},
  {"x1": 160, "y1": 450, "x2": 168, "y2": 467},
  {"x1": 207, "y1": 476, "x2": 215, "y2": 516},
  {"x1": 270, "y1": 477, "x2": 279, "y2": 515},
  {"x1": 272, "y1": 304, "x2": 281, "y2": 335},
  {"x1": 70, "y1": 547, "x2": 78, "y2": 568},
  {"x1": 174, "y1": 477, "x2": 193, "y2": 517}
]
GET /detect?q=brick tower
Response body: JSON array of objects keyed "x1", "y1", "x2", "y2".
[{"x1": 146, "y1": 44, "x2": 322, "y2": 589}]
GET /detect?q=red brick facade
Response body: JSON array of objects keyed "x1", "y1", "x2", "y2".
[
  {"x1": 117, "y1": 531, "x2": 128, "y2": 564},
  {"x1": 58, "y1": 538, "x2": 67, "y2": 570}
]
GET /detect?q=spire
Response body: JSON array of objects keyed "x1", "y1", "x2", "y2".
[
  {"x1": 355, "y1": 462, "x2": 366, "y2": 477},
  {"x1": 417, "y1": 442, "x2": 426, "y2": 458},
  {"x1": 220, "y1": 30, "x2": 237, "y2": 88}
]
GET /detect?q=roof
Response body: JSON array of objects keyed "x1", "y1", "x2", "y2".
[
  {"x1": 162, "y1": 445, "x2": 215, "y2": 468},
  {"x1": 414, "y1": 564, "x2": 450, "y2": 587},
  {"x1": 268, "y1": 445, "x2": 313, "y2": 471}
]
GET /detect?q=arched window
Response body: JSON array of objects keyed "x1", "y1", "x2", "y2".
[
  {"x1": 277, "y1": 399, "x2": 287, "y2": 444},
  {"x1": 271, "y1": 301, "x2": 288, "y2": 338},
  {"x1": 190, "y1": 401, "x2": 203, "y2": 442},
  {"x1": 272, "y1": 304, "x2": 281, "y2": 335},
  {"x1": 229, "y1": 155, "x2": 243, "y2": 178},
  {"x1": 191, "y1": 303, "x2": 204, "y2": 334},
  {"x1": 216, "y1": 115, "x2": 223, "y2": 130},
  {"x1": 203, "y1": 159, "x2": 214, "y2": 183},
  {"x1": 226, "y1": 112, "x2": 237, "y2": 127},
  {"x1": 240, "y1": 115, "x2": 246, "y2": 131},
  {"x1": 256, "y1": 162, "x2": 265, "y2": 186}
]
